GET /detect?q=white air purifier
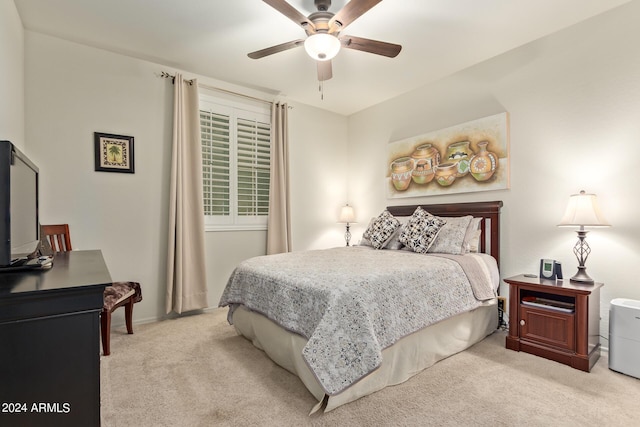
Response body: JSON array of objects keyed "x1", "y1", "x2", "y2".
[{"x1": 609, "y1": 298, "x2": 640, "y2": 379}]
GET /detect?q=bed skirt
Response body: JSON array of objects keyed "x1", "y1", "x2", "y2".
[{"x1": 231, "y1": 300, "x2": 498, "y2": 413}]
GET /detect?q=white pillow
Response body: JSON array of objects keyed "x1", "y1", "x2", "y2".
[
  {"x1": 358, "y1": 217, "x2": 375, "y2": 247},
  {"x1": 466, "y1": 229, "x2": 482, "y2": 253},
  {"x1": 464, "y1": 217, "x2": 482, "y2": 253},
  {"x1": 384, "y1": 217, "x2": 410, "y2": 250},
  {"x1": 428, "y1": 215, "x2": 473, "y2": 255}
]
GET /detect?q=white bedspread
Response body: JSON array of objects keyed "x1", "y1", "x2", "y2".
[{"x1": 219, "y1": 246, "x2": 497, "y2": 395}]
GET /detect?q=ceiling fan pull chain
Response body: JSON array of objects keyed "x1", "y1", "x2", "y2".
[{"x1": 319, "y1": 80, "x2": 324, "y2": 100}]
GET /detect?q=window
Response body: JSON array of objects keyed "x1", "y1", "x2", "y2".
[{"x1": 200, "y1": 95, "x2": 271, "y2": 231}]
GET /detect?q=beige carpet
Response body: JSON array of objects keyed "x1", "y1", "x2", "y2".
[{"x1": 101, "y1": 308, "x2": 639, "y2": 426}]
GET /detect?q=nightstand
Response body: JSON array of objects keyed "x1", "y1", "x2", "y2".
[{"x1": 504, "y1": 274, "x2": 603, "y2": 372}]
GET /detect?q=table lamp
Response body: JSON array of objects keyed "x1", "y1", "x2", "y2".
[
  {"x1": 338, "y1": 204, "x2": 356, "y2": 246},
  {"x1": 558, "y1": 190, "x2": 610, "y2": 284}
]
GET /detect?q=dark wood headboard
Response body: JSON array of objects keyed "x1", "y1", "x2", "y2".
[{"x1": 387, "y1": 201, "x2": 503, "y2": 267}]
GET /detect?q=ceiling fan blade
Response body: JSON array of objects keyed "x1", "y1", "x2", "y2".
[
  {"x1": 329, "y1": 0, "x2": 382, "y2": 33},
  {"x1": 263, "y1": 0, "x2": 316, "y2": 33},
  {"x1": 317, "y1": 60, "x2": 333, "y2": 81},
  {"x1": 248, "y1": 39, "x2": 305, "y2": 59},
  {"x1": 340, "y1": 35, "x2": 402, "y2": 58}
]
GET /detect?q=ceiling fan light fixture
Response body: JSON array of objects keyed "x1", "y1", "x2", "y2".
[{"x1": 304, "y1": 33, "x2": 341, "y2": 61}]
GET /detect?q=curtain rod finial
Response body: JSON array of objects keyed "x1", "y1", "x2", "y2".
[{"x1": 160, "y1": 71, "x2": 176, "y2": 83}]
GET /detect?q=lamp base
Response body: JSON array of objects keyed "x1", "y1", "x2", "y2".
[
  {"x1": 569, "y1": 229, "x2": 595, "y2": 284},
  {"x1": 344, "y1": 223, "x2": 351, "y2": 247},
  {"x1": 569, "y1": 266, "x2": 594, "y2": 284}
]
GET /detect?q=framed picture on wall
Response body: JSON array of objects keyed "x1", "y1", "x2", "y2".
[
  {"x1": 94, "y1": 132, "x2": 135, "y2": 174},
  {"x1": 386, "y1": 112, "x2": 510, "y2": 198}
]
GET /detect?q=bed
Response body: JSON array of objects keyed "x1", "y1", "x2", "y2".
[{"x1": 219, "y1": 201, "x2": 503, "y2": 413}]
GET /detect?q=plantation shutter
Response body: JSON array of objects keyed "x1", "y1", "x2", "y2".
[
  {"x1": 200, "y1": 109, "x2": 230, "y2": 217},
  {"x1": 236, "y1": 118, "x2": 271, "y2": 218},
  {"x1": 199, "y1": 94, "x2": 271, "y2": 230}
]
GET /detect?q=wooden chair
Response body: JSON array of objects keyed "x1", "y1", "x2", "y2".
[
  {"x1": 40, "y1": 224, "x2": 142, "y2": 356},
  {"x1": 42, "y1": 223, "x2": 73, "y2": 252}
]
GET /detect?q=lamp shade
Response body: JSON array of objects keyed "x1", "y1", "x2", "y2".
[
  {"x1": 338, "y1": 205, "x2": 356, "y2": 223},
  {"x1": 304, "y1": 33, "x2": 341, "y2": 61},
  {"x1": 558, "y1": 190, "x2": 610, "y2": 227}
]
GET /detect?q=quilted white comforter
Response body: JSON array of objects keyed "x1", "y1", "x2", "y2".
[{"x1": 219, "y1": 246, "x2": 498, "y2": 395}]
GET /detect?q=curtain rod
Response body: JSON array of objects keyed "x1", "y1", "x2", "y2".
[{"x1": 160, "y1": 71, "x2": 274, "y2": 106}]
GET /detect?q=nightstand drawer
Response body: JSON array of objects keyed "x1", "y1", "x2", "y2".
[{"x1": 520, "y1": 306, "x2": 575, "y2": 351}]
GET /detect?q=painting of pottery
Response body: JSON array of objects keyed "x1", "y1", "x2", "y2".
[
  {"x1": 470, "y1": 141, "x2": 498, "y2": 181},
  {"x1": 387, "y1": 112, "x2": 509, "y2": 198},
  {"x1": 434, "y1": 163, "x2": 457, "y2": 186},
  {"x1": 445, "y1": 140, "x2": 474, "y2": 177},
  {"x1": 390, "y1": 157, "x2": 414, "y2": 191},
  {"x1": 410, "y1": 143, "x2": 439, "y2": 184}
]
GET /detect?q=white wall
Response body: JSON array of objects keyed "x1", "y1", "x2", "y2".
[
  {"x1": 347, "y1": 1, "x2": 640, "y2": 344},
  {"x1": 0, "y1": 0, "x2": 24, "y2": 147},
  {"x1": 23, "y1": 32, "x2": 349, "y2": 325},
  {"x1": 288, "y1": 101, "x2": 350, "y2": 250}
]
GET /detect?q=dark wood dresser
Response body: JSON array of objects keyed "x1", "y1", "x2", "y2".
[{"x1": 0, "y1": 250, "x2": 111, "y2": 426}]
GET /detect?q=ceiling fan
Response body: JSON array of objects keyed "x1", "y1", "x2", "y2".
[{"x1": 248, "y1": 0, "x2": 402, "y2": 81}]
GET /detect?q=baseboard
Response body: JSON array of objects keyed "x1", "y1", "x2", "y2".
[{"x1": 111, "y1": 306, "x2": 221, "y2": 330}]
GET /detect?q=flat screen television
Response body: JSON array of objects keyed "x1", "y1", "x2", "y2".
[{"x1": 0, "y1": 140, "x2": 40, "y2": 267}]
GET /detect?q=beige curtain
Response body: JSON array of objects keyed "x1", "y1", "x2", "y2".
[
  {"x1": 166, "y1": 74, "x2": 209, "y2": 314},
  {"x1": 266, "y1": 102, "x2": 292, "y2": 254}
]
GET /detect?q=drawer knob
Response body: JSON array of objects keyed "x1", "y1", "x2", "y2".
[{"x1": 520, "y1": 320, "x2": 525, "y2": 326}]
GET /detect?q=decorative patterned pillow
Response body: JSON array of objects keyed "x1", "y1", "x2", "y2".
[
  {"x1": 362, "y1": 210, "x2": 401, "y2": 249},
  {"x1": 399, "y1": 207, "x2": 447, "y2": 254},
  {"x1": 428, "y1": 215, "x2": 473, "y2": 255}
]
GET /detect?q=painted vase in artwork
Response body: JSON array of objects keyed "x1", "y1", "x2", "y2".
[
  {"x1": 410, "y1": 143, "x2": 440, "y2": 184},
  {"x1": 445, "y1": 141, "x2": 474, "y2": 177},
  {"x1": 470, "y1": 141, "x2": 498, "y2": 181},
  {"x1": 434, "y1": 162, "x2": 457, "y2": 187},
  {"x1": 390, "y1": 157, "x2": 414, "y2": 191}
]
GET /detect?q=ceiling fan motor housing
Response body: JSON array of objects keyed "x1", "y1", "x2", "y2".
[
  {"x1": 307, "y1": 11, "x2": 334, "y2": 34},
  {"x1": 315, "y1": 0, "x2": 332, "y2": 12}
]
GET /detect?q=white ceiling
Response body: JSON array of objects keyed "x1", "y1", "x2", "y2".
[{"x1": 14, "y1": 0, "x2": 629, "y2": 116}]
